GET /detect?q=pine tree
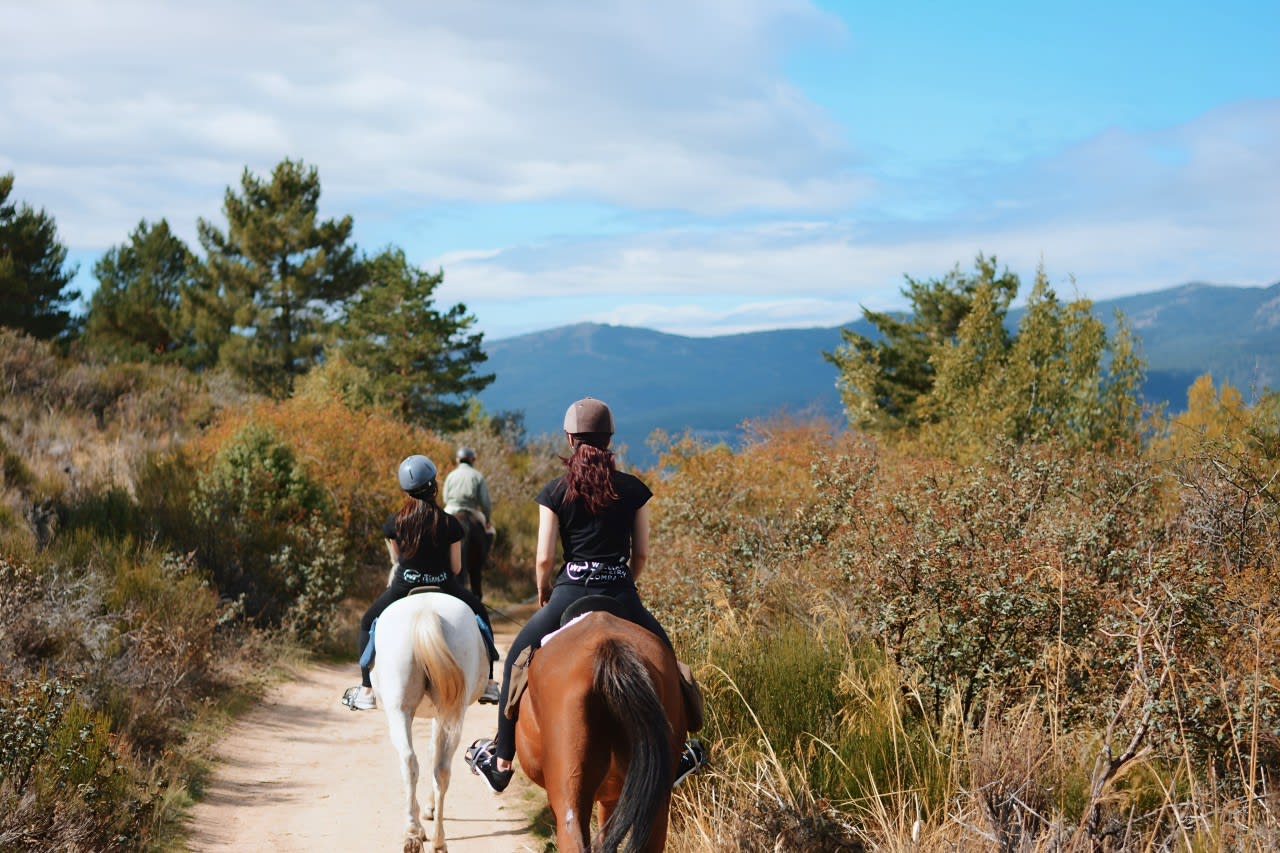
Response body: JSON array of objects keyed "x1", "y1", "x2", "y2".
[
  {"x1": 824, "y1": 254, "x2": 1017, "y2": 432},
  {"x1": 922, "y1": 266, "x2": 1147, "y2": 453},
  {"x1": 194, "y1": 159, "x2": 363, "y2": 394},
  {"x1": 0, "y1": 173, "x2": 79, "y2": 340},
  {"x1": 333, "y1": 247, "x2": 493, "y2": 430},
  {"x1": 83, "y1": 219, "x2": 195, "y2": 361}
]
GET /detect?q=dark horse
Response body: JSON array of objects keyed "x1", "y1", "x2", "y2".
[
  {"x1": 515, "y1": 610, "x2": 689, "y2": 853},
  {"x1": 450, "y1": 510, "x2": 489, "y2": 600}
]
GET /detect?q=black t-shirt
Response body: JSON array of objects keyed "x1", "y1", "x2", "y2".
[
  {"x1": 535, "y1": 471, "x2": 652, "y2": 567},
  {"x1": 383, "y1": 510, "x2": 463, "y2": 584}
]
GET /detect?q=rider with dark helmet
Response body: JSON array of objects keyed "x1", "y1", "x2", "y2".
[
  {"x1": 344, "y1": 454, "x2": 501, "y2": 711},
  {"x1": 465, "y1": 398, "x2": 706, "y2": 791}
]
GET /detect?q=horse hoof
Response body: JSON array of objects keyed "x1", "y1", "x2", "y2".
[{"x1": 403, "y1": 826, "x2": 426, "y2": 853}]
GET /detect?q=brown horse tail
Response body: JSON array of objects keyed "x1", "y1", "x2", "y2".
[
  {"x1": 593, "y1": 638, "x2": 673, "y2": 853},
  {"x1": 412, "y1": 605, "x2": 466, "y2": 715}
]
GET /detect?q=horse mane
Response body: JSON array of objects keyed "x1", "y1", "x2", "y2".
[{"x1": 592, "y1": 637, "x2": 673, "y2": 853}]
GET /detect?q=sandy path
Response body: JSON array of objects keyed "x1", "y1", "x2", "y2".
[{"x1": 184, "y1": 605, "x2": 542, "y2": 853}]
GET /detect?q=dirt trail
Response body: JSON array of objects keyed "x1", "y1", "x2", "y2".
[{"x1": 184, "y1": 604, "x2": 542, "y2": 853}]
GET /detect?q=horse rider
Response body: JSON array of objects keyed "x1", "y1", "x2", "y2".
[
  {"x1": 465, "y1": 397, "x2": 707, "y2": 792},
  {"x1": 443, "y1": 445, "x2": 494, "y2": 600},
  {"x1": 344, "y1": 454, "x2": 501, "y2": 711}
]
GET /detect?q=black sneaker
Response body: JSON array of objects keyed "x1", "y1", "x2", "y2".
[
  {"x1": 674, "y1": 737, "x2": 708, "y2": 786},
  {"x1": 465, "y1": 738, "x2": 513, "y2": 793}
]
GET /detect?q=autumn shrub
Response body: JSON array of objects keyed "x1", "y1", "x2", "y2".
[
  {"x1": 645, "y1": 419, "x2": 849, "y2": 644},
  {"x1": 0, "y1": 327, "x2": 60, "y2": 400},
  {"x1": 829, "y1": 441, "x2": 1162, "y2": 723}
]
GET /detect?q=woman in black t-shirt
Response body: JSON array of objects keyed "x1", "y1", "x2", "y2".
[
  {"x1": 344, "y1": 454, "x2": 500, "y2": 711},
  {"x1": 466, "y1": 397, "x2": 689, "y2": 792}
]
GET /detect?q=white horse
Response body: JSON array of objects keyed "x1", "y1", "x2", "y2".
[{"x1": 371, "y1": 591, "x2": 490, "y2": 853}]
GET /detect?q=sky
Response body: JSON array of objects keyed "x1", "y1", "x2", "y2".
[{"x1": 2, "y1": 0, "x2": 1278, "y2": 341}]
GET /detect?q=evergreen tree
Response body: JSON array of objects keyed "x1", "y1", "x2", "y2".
[
  {"x1": 824, "y1": 254, "x2": 1017, "y2": 432},
  {"x1": 0, "y1": 173, "x2": 79, "y2": 340},
  {"x1": 194, "y1": 159, "x2": 363, "y2": 395},
  {"x1": 333, "y1": 247, "x2": 493, "y2": 430},
  {"x1": 923, "y1": 266, "x2": 1146, "y2": 453},
  {"x1": 83, "y1": 219, "x2": 196, "y2": 361},
  {"x1": 829, "y1": 255, "x2": 1146, "y2": 451}
]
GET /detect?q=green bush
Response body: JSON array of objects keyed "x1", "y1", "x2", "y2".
[
  {"x1": 190, "y1": 420, "x2": 347, "y2": 635},
  {"x1": 0, "y1": 678, "x2": 156, "y2": 852}
]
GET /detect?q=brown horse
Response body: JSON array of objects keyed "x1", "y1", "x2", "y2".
[{"x1": 515, "y1": 610, "x2": 689, "y2": 853}]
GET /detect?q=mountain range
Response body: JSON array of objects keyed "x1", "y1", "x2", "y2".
[{"x1": 478, "y1": 281, "x2": 1280, "y2": 464}]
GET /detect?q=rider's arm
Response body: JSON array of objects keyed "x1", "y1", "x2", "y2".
[
  {"x1": 449, "y1": 540, "x2": 462, "y2": 576},
  {"x1": 535, "y1": 505, "x2": 559, "y2": 606},
  {"x1": 630, "y1": 503, "x2": 650, "y2": 582}
]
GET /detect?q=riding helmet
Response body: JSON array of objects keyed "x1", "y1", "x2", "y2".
[
  {"x1": 456, "y1": 446, "x2": 477, "y2": 462},
  {"x1": 563, "y1": 397, "x2": 614, "y2": 435},
  {"x1": 397, "y1": 454, "x2": 438, "y2": 493}
]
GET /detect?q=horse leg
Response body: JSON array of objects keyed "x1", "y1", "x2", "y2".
[
  {"x1": 427, "y1": 715, "x2": 463, "y2": 853},
  {"x1": 381, "y1": 701, "x2": 426, "y2": 853},
  {"x1": 543, "y1": 740, "x2": 599, "y2": 853}
]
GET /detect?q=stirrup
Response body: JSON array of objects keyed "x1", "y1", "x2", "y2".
[
  {"x1": 674, "y1": 737, "x2": 708, "y2": 786},
  {"x1": 342, "y1": 685, "x2": 376, "y2": 711},
  {"x1": 465, "y1": 738, "x2": 512, "y2": 793}
]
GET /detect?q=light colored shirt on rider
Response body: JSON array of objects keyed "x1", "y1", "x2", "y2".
[{"x1": 443, "y1": 461, "x2": 491, "y2": 522}]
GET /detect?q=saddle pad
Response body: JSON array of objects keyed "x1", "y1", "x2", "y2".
[{"x1": 503, "y1": 645, "x2": 534, "y2": 720}]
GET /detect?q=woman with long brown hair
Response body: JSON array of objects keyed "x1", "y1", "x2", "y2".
[
  {"x1": 343, "y1": 454, "x2": 500, "y2": 711},
  {"x1": 465, "y1": 398, "x2": 705, "y2": 792}
]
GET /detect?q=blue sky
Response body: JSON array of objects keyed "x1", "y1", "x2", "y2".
[{"x1": 2, "y1": 0, "x2": 1277, "y2": 340}]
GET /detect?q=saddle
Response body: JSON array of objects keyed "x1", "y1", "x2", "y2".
[{"x1": 503, "y1": 595, "x2": 704, "y2": 731}]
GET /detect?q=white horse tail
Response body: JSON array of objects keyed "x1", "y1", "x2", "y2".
[{"x1": 412, "y1": 605, "x2": 467, "y2": 713}]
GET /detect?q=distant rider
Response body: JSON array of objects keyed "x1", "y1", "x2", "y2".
[{"x1": 443, "y1": 446, "x2": 494, "y2": 601}]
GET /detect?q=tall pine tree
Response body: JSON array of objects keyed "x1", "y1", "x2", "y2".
[
  {"x1": 334, "y1": 247, "x2": 493, "y2": 430},
  {"x1": 824, "y1": 254, "x2": 1017, "y2": 432},
  {"x1": 194, "y1": 159, "x2": 362, "y2": 395},
  {"x1": 83, "y1": 219, "x2": 195, "y2": 361},
  {"x1": 0, "y1": 173, "x2": 79, "y2": 340}
]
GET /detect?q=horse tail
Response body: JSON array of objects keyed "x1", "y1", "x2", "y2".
[
  {"x1": 412, "y1": 605, "x2": 466, "y2": 715},
  {"x1": 593, "y1": 638, "x2": 672, "y2": 853}
]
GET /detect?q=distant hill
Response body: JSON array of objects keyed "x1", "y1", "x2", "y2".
[{"x1": 479, "y1": 281, "x2": 1280, "y2": 464}]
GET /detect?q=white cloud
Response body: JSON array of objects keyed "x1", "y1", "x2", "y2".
[
  {"x1": 3, "y1": 3, "x2": 1274, "y2": 342},
  {"x1": 439, "y1": 99, "x2": 1280, "y2": 337},
  {"x1": 2, "y1": 0, "x2": 853, "y2": 251}
]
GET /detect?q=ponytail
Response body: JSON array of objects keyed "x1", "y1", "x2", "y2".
[
  {"x1": 394, "y1": 481, "x2": 448, "y2": 558},
  {"x1": 562, "y1": 436, "x2": 618, "y2": 515}
]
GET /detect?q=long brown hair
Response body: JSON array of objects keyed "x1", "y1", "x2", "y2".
[
  {"x1": 394, "y1": 481, "x2": 449, "y2": 559},
  {"x1": 562, "y1": 433, "x2": 618, "y2": 515}
]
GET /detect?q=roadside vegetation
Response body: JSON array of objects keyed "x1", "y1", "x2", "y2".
[
  {"x1": 644, "y1": 258, "x2": 1280, "y2": 851},
  {"x1": 2, "y1": 162, "x2": 1276, "y2": 851}
]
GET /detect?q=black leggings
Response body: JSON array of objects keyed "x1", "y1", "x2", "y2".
[
  {"x1": 492, "y1": 580, "x2": 671, "y2": 760},
  {"x1": 358, "y1": 574, "x2": 496, "y2": 688}
]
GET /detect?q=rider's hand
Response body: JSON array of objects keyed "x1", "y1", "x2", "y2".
[{"x1": 538, "y1": 585, "x2": 551, "y2": 606}]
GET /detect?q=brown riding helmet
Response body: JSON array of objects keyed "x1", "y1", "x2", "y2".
[{"x1": 563, "y1": 397, "x2": 614, "y2": 435}]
